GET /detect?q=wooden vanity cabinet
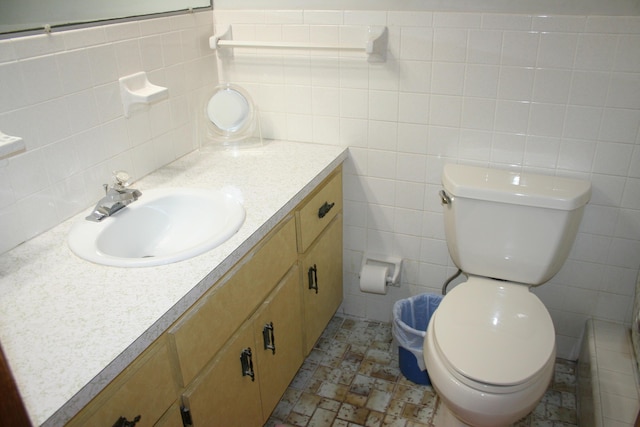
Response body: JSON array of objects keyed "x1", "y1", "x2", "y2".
[
  {"x1": 65, "y1": 338, "x2": 179, "y2": 427},
  {"x1": 296, "y1": 170, "x2": 344, "y2": 355},
  {"x1": 63, "y1": 166, "x2": 343, "y2": 427},
  {"x1": 167, "y1": 217, "x2": 298, "y2": 387},
  {"x1": 181, "y1": 266, "x2": 303, "y2": 426},
  {"x1": 300, "y1": 215, "x2": 343, "y2": 355}
]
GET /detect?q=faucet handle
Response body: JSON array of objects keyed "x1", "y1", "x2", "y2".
[{"x1": 113, "y1": 170, "x2": 132, "y2": 188}]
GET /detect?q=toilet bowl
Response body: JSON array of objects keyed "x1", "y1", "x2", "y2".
[
  {"x1": 425, "y1": 163, "x2": 591, "y2": 427},
  {"x1": 424, "y1": 277, "x2": 556, "y2": 427}
]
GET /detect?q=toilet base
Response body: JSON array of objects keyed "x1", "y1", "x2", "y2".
[{"x1": 436, "y1": 402, "x2": 473, "y2": 427}]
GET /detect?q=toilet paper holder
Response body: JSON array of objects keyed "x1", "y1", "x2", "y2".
[{"x1": 360, "y1": 253, "x2": 402, "y2": 287}]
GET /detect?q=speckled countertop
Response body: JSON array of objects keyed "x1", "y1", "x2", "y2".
[{"x1": 0, "y1": 140, "x2": 347, "y2": 427}]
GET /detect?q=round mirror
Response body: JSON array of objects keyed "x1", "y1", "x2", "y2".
[{"x1": 206, "y1": 84, "x2": 254, "y2": 136}]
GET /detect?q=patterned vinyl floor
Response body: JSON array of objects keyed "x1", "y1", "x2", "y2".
[{"x1": 266, "y1": 315, "x2": 578, "y2": 427}]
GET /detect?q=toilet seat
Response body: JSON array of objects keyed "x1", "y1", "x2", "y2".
[{"x1": 432, "y1": 276, "x2": 555, "y2": 391}]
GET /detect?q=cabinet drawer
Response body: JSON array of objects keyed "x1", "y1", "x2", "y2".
[
  {"x1": 168, "y1": 216, "x2": 297, "y2": 386},
  {"x1": 296, "y1": 170, "x2": 342, "y2": 253},
  {"x1": 66, "y1": 339, "x2": 178, "y2": 427}
]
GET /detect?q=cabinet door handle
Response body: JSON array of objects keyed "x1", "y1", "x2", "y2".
[
  {"x1": 263, "y1": 322, "x2": 276, "y2": 354},
  {"x1": 112, "y1": 415, "x2": 141, "y2": 427},
  {"x1": 308, "y1": 264, "x2": 318, "y2": 294},
  {"x1": 240, "y1": 348, "x2": 255, "y2": 381},
  {"x1": 318, "y1": 201, "x2": 335, "y2": 219}
]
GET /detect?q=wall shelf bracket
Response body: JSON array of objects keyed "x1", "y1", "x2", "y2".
[{"x1": 119, "y1": 72, "x2": 169, "y2": 118}]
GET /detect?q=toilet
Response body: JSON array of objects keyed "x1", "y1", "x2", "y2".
[{"x1": 424, "y1": 163, "x2": 591, "y2": 427}]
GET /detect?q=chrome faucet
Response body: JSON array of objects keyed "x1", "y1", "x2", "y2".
[{"x1": 85, "y1": 171, "x2": 142, "y2": 222}]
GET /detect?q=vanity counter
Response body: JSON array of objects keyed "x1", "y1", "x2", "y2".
[{"x1": 0, "y1": 140, "x2": 347, "y2": 427}]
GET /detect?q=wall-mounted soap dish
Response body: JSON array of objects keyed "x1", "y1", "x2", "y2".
[{"x1": 119, "y1": 72, "x2": 169, "y2": 118}]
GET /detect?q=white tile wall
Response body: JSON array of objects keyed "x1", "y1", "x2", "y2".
[
  {"x1": 213, "y1": 8, "x2": 640, "y2": 359},
  {"x1": 0, "y1": 11, "x2": 217, "y2": 254}
]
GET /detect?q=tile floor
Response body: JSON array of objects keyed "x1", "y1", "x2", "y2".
[{"x1": 266, "y1": 315, "x2": 578, "y2": 427}]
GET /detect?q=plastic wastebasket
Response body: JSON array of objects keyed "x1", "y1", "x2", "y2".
[{"x1": 392, "y1": 293, "x2": 443, "y2": 385}]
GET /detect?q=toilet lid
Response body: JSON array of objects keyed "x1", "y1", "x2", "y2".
[{"x1": 433, "y1": 277, "x2": 555, "y2": 387}]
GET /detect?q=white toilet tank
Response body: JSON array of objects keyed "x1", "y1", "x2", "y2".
[{"x1": 441, "y1": 164, "x2": 591, "y2": 285}]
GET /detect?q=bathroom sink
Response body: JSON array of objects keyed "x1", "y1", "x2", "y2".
[{"x1": 68, "y1": 188, "x2": 245, "y2": 267}]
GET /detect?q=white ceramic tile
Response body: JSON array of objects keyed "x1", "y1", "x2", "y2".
[
  {"x1": 607, "y1": 72, "x2": 640, "y2": 109},
  {"x1": 286, "y1": 114, "x2": 313, "y2": 143},
  {"x1": 105, "y1": 22, "x2": 141, "y2": 42},
  {"x1": 397, "y1": 123, "x2": 428, "y2": 154},
  {"x1": 312, "y1": 86, "x2": 340, "y2": 116},
  {"x1": 494, "y1": 100, "x2": 530, "y2": 134},
  {"x1": 461, "y1": 98, "x2": 496, "y2": 131},
  {"x1": 433, "y1": 28, "x2": 468, "y2": 62},
  {"x1": 575, "y1": 34, "x2": 617, "y2": 71},
  {"x1": 532, "y1": 68, "x2": 572, "y2": 104},
  {"x1": 20, "y1": 54, "x2": 64, "y2": 104},
  {"x1": 303, "y1": 11, "x2": 343, "y2": 25},
  {"x1": 312, "y1": 115, "x2": 339, "y2": 145},
  {"x1": 32, "y1": 99, "x2": 73, "y2": 146},
  {"x1": 429, "y1": 95, "x2": 462, "y2": 127},
  {"x1": 369, "y1": 59, "x2": 399, "y2": 91},
  {"x1": 531, "y1": 15, "x2": 586, "y2": 32},
  {"x1": 393, "y1": 207, "x2": 423, "y2": 235},
  {"x1": 497, "y1": 66, "x2": 534, "y2": 100},
  {"x1": 563, "y1": 105, "x2": 602, "y2": 141},
  {"x1": 464, "y1": 64, "x2": 499, "y2": 98},
  {"x1": 431, "y1": 62, "x2": 465, "y2": 95},
  {"x1": 399, "y1": 27, "x2": 433, "y2": 61},
  {"x1": 501, "y1": 30, "x2": 539, "y2": 67},
  {"x1": 368, "y1": 90, "x2": 398, "y2": 122},
  {"x1": 466, "y1": 29, "x2": 502, "y2": 65},
  {"x1": 599, "y1": 108, "x2": 640, "y2": 144},
  {"x1": 398, "y1": 92, "x2": 429, "y2": 125},
  {"x1": 537, "y1": 32, "x2": 578, "y2": 69},
  {"x1": 398, "y1": 60, "x2": 431, "y2": 93},
  {"x1": 368, "y1": 120, "x2": 397, "y2": 150},
  {"x1": 592, "y1": 141, "x2": 633, "y2": 175},
  {"x1": 523, "y1": 135, "x2": 560, "y2": 168},
  {"x1": 339, "y1": 60, "x2": 368, "y2": 89},
  {"x1": 528, "y1": 102, "x2": 565, "y2": 137},
  {"x1": 491, "y1": 132, "x2": 525, "y2": 165},
  {"x1": 481, "y1": 13, "x2": 532, "y2": 31},
  {"x1": 387, "y1": 11, "x2": 433, "y2": 27},
  {"x1": 339, "y1": 118, "x2": 368, "y2": 147},
  {"x1": 459, "y1": 129, "x2": 492, "y2": 162},
  {"x1": 569, "y1": 71, "x2": 610, "y2": 106},
  {"x1": 367, "y1": 149, "x2": 396, "y2": 179},
  {"x1": 395, "y1": 181, "x2": 425, "y2": 211},
  {"x1": 396, "y1": 153, "x2": 426, "y2": 184},
  {"x1": 0, "y1": 61, "x2": 27, "y2": 113},
  {"x1": 344, "y1": 11, "x2": 387, "y2": 26},
  {"x1": 64, "y1": 90, "x2": 101, "y2": 133},
  {"x1": 607, "y1": 236, "x2": 640, "y2": 269},
  {"x1": 433, "y1": 12, "x2": 481, "y2": 29},
  {"x1": 557, "y1": 139, "x2": 596, "y2": 172},
  {"x1": 56, "y1": 49, "x2": 94, "y2": 94}
]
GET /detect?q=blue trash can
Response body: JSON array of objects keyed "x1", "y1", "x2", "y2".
[{"x1": 392, "y1": 293, "x2": 443, "y2": 385}]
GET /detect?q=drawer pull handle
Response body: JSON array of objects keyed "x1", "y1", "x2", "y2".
[
  {"x1": 308, "y1": 264, "x2": 318, "y2": 294},
  {"x1": 318, "y1": 201, "x2": 335, "y2": 219},
  {"x1": 240, "y1": 348, "x2": 255, "y2": 381},
  {"x1": 112, "y1": 415, "x2": 141, "y2": 427},
  {"x1": 263, "y1": 322, "x2": 276, "y2": 354}
]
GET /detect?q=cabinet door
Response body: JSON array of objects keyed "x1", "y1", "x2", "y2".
[
  {"x1": 168, "y1": 217, "x2": 297, "y2": 386},
  {"x1": 301, "y1": 214, "x2": 343, "y2": 355},
  {"x1": 66, "y1": 340, "x2": 178, "y2": 427},
  {"x1": 252, "y1": 266, "x2": 304, "y2": 420},
  {"x1": 182, "y1": 321, "x2": 263, "y2": 427}
]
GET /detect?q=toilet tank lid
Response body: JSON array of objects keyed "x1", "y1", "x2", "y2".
[{"x1": 442, "y1": 164, "x2": 591, "y2": 210}]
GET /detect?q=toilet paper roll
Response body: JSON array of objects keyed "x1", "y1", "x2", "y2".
[{"x1": 359, "y1": 264, "x2": 389, "y2": 295}]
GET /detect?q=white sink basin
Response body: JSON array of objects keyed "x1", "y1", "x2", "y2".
[{"x1": 68, "y1": 188, "x2": 245, "y2": 267}]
